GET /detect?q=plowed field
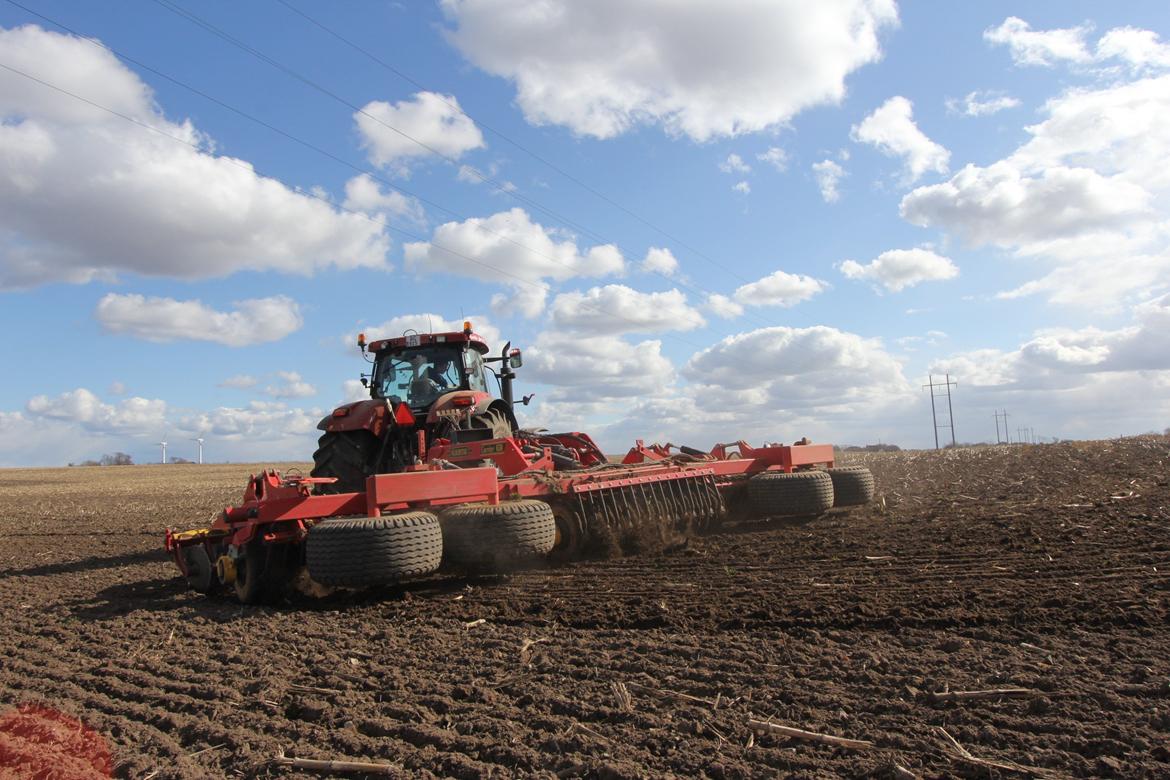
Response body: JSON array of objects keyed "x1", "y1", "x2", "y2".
[{"x1": 1, "y1": 438, "x2": 1168, "y2": 778}]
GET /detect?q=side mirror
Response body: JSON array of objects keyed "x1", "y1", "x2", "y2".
[
  {"x1": 360, "y1": 377, "x2": 369, "y2": 388},
  {"x1": 509, "y1": 349, "x2": 523, "y2": 368}
]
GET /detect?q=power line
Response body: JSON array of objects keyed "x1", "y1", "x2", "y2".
[
  {"x1": 146, "y1": 0, "x2": 631, "y2": 252},
  {"x1": 2, "y1": 0, "x2": 772, "y2": 336},
  {"x1": 148, "y1": 0, "x2": 781, "y2": 328},
  {"x1": 0, "y1": 59, "x2": 712, "y2": 351},
  {"x1": 270, "y1": 0, "x2": 756, "y2": 285}
]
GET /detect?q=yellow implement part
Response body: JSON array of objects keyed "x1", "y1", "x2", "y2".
[
  {"x1": 171, "y1": 527, "x2": 227, "y2": 543},
  {"x1": 215, "y1": 555, "x2": 237, "y2": 585}
]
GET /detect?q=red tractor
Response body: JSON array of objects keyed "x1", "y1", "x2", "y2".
[{"x1": 165, "y1": 324, "x2": 874, "y2": 603}]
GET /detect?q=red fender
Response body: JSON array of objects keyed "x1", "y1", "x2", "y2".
[{"x1": 316, "y1": 399, "x2": 392, "y2": 436}]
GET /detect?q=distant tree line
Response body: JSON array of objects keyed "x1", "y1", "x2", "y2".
[{"x1": 69, "y1": 452, "x2": 134, "y2": 467}]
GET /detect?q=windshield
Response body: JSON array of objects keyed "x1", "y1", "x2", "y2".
[{"x1": 373, "y1": 346, "x2": 464, "y2": 408}]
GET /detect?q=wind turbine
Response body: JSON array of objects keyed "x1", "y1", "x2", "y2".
[
  {"x1": 192, "y1": 437, "x2": 204, "y2": 464},
  {"x1": 159, "y1": 438, "x2": 168, "y2": 464}
]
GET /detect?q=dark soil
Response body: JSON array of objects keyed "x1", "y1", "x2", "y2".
[{"x1": 1, "y1": 438, "x2": 1168, "y2": 778}]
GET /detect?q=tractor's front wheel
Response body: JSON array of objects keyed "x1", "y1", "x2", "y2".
[
  {"x1": 310, "y1": 431, "x2": 379, "y2": 494},
  {"x1": 747, "y1": 470, "x2": 835, "y2": 518}
]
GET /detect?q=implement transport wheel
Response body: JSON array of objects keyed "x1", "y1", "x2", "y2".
[
  {"x1": 747, "y1": 470, "x2": 835, "y2": 518},
  {"x1": 441, "y1": 499, "x2": 556, "y2": 569},
  {"x1": 306, "y1": 512, "x2": 442, "y2": 587},
  {"x1": 310, "y1": 430, "x2": 378, "y2": 494},
  {"x1": 826, "y1": 466, "x2": 875, "y2": 507}
]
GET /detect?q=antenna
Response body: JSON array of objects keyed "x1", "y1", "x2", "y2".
[
  {"x1": 192, "y1": 437, "x2": 205, "y2": 464},
  {"x1": 158, "y1": 438, "x2": 168, "y2": 464}
]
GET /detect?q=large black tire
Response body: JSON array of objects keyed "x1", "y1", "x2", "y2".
[
  {"x1": 747, "y1": 470, "x2": 835, "y2": 517},
  {"x1": 441, "y1": 499, "x2": 556, "y2": 569},
  {"x1": 306, "y1": 512, "x2": 442, "y2": 587},
  {"x1": 826, "y1": 466, "x2": 874, "y2": 507},
  {"x1": 310, "y1": 431, "x2": 379, "y2": 494}
]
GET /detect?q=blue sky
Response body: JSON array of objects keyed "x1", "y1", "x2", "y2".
[{"x1": 1, "y1": 0, "x2": 1169, "y2": 466}]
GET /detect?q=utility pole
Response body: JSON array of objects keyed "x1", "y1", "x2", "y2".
[
  {"x1": 993, "y1": 409, "x2": 1011, "y2": 444},
  {"x1": 922, "y1": 374, "x2": 958, "y2": 449}
]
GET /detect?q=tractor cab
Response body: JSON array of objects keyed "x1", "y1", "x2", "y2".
[
  {"x1": 360, "y1": 322, "x2": 523, "y2": 412},
  {"x1": 370, "y1": 341, "x2": 488, "y2": 411}
]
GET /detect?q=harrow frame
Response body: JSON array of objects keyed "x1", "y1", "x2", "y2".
[{"x1": 164, "y1": 437, "x2": 837, "y2": 595}]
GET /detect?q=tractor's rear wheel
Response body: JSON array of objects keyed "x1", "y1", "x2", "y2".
[
  {"x1": 826, "y1": 466, "x2": 875, "y2": 507},
  {"x1": 305, "y1": 512, "x2": 442, "y2": 587},
  {"x1": 440, "y1": 499, "x2": 556, "y2": 569},
  {"x1": 311, "y1": 431, "x2": 379, "y2": 494},
  {"x1": 747, "y1": 470, "x2": 835, "y2": 518}
]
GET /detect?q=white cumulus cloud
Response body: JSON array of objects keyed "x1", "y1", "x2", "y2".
[
  {"x1": 403, "y1": 208, "x2": 625, "y2": 317},
  {"x1": 852, "y1": 95, "x2": 950, "y2": 182},
  {"x1": 984, "y1": 17, "x2": 1093, "y2": 67},
  {"x1": 342, "y1": 174, "x2": 426, "y2": 225},
  {"x1": 642, "y1": 247, "x2": 679, "y2": 276},
  {"x1": 757, "y1": 146, "x2": 789, "y2": 172},
  {"x1": 812, "y1": 159, "x2": 846, "y2": 202},
  {"x1": 683, "y1": 325, "x2": 912, "y2": 413},
  {"x1": 26, "y1": 388, "x2": 166, "y2": 433},
  {"x1": 901, "y1": 73, "x2": 1170, "y2": 307},
  {"x1": 948, "y1": 90, "x2": 1021, "y2": 117},
  {"x1": 94, "y1": 294, "x2": 303, "y2": 346},
  {"x1": 264, "y1": 371, "x2": 317, "y2": 400},
  {"x1": 704, "y1": 293, "x2": 745, "y2": 319},
  {"x1": 719, "y1": 153, "x2": 751, "y2": 174},
  {"x1": 0, "y1": 25, "x2": 390, "y2": 289},
  {"x1": 839, "y1": 248, "x2": 958, "y2": 292},
  {"x1": 525, "y1": 331, "x2": 676, "y2": 403},
  {"x1": 733, "y1": 269, "x2": 826, "y2": 307},
  {"x1": 355, "y1": 91, "x2": 484, "y2": 174},
  {"x1": 550, "y1": 285, "x2": 705, "y2": 336},
  {"x1": 985, "y1": 17, "x2": 1170, "y2": 74},
  {"x1": 440, "y1": 0, "x2": 899, "y2": 141}
]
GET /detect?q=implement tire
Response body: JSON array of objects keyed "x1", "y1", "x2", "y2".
[
  {"x1": 827, "y1": 466, "x2": 875, "y2": 507},
  {"x1": 306, "y1": 512, "x2": 442, "y2": 587},
  {"x1": 441, "y1": 500, "x2": 556, "y2": 569},
  {"x1": 310, "y1": 431, "x2": 378, "y2": 494},
  {"x1": 747, "y1": 470, "x2": 834, "y2": 518}
]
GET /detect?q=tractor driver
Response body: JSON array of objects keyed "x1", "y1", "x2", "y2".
[{"x1": 426, "y1": 357, "x2": 453, "y2": 389}]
